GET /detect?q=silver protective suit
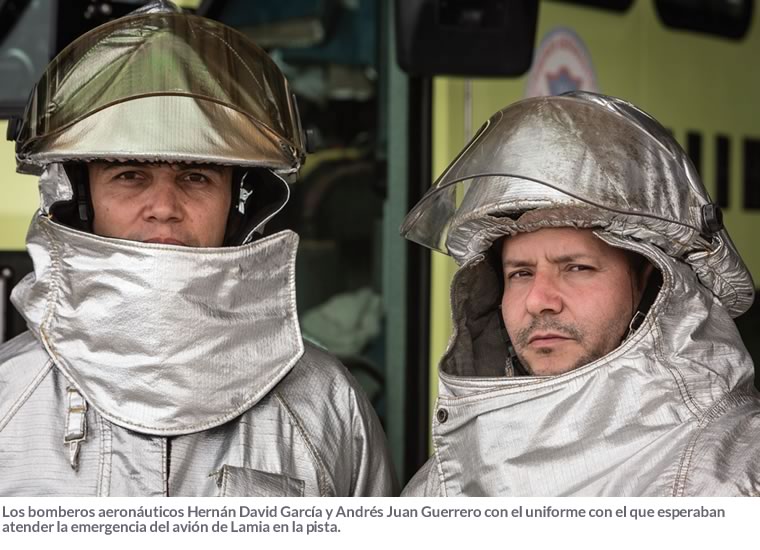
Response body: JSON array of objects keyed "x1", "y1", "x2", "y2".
[
  {"x1": 401, "y1": 93, "x2": 760, "y2": 496},
  {"x1": 0, "y1": 4, "x2": 396, "y2": 496},
  {"x1": 0, "y1": 167, "x2": 396, "y2": 497}
]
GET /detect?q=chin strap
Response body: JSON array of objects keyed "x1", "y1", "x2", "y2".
[
  {"x1": 76, "y1": 178, "x2": 93, "y2": 231},
  {"x1": 56, "y1": 163, "x2": 94, "y2": 233},
  {"x1": 623, "y1": 310, "x2": 646, "y2": 342},
  {"x1": 237, "y1": 171, "x2": 253, "y2": 215},
  {"x1": 622, "y1": 270, "x2": 662, "y2": 342},
  {"x1": 223, "y1": 168, "x2": 290, "y2": 246}
]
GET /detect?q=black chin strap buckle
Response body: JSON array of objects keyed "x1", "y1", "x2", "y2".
[{"x1": 77, "y1": 181, "x2": 90, "y2": 224}]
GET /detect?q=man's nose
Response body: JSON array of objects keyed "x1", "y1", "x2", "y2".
[
  {"x1": 524, "y1": 271, "x2": 563, "y2": 316},
  {"x1": 143, "y1": 176, "x2": 183, "y2": 222}
]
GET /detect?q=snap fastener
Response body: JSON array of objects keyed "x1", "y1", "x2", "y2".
[
  {"x1": 436, "y1": 408, "x2": 449, "y2": 423},
  {"x1": 701, "y1": 203, "x2": 724, "y2": 234}
]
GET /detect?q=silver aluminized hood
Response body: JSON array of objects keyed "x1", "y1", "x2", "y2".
[
  {"x1": 422, "y1": 234, "x2": 758, "y2": 495},
  {"x1": 11, "y1": 214, "x2": 303, "y2": 436},
  {"x1": 401, "y1": 92, "x2": 753, "y2": 317},
  {"x1": 401, "y1": 93, "x2": 760, "y2": 497}
]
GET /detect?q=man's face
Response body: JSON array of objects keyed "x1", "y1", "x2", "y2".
[
  {"x1": 500, "y1": 227, "x2": 650, "y2": 376},
  {"x1": 88, "y1": 162, "x2": 232, "y2": 247}
]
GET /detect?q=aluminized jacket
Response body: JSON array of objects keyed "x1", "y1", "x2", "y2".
[
  {"x1": 401, "y1": 93, "x2": 760, "y2": 497},
  {"x1": 1, "y1": 3, "x2": 395, "y2": 497},
  {"x1": 0, "y1": 207, "x2": 396, "y2": 497}
]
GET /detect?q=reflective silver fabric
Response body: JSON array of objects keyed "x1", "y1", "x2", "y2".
[
  {"x1": 401, "y1": 94, "x2": 760, "y2": 497},
  {"x1": 0, "y1": 215, "x2": 396, "y2": 496},
  {"x1": 1, "y1": 334, "x2": 396, "y2": 496},
  {"x1": 401, "y1": 93, "x2": 753, "y2": 317},
  {"x1": 1, "y1": 0, "x2": 395, "y2": 497},
  {"x1": 403, "y1": 235, "x2": 760, "y2": 496},
  {"x1": 15, "y1": 7, "x2": 305, "y2": 175},
  {"x1": 13, "y1": 216, "x2": 302, "y2": 434}
]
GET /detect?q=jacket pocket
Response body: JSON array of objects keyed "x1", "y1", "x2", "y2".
[{"x1": 215, "y1": 465, "x2": 305, "y2": 497}]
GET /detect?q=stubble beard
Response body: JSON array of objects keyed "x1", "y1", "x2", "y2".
[{"x1": 512, "y1": 316, "x2": 617, "y2": 376}]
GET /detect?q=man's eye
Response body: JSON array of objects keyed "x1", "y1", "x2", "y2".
[
  {"x1": 568, "y1": 264, "x2": 593, "y2": 272},
  {"x1": 114, "y1": 171, "x2": 143, "y2": 182},
  {"x1": 507, "y1": 270, "x2": 532, "y2": 280},
  {"x1": 183, "y1": 173, "x2": 210, "y2": 184}
]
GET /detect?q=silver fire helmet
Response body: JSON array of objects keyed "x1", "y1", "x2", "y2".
[
  {"x1": 11, "y1": 1, "x2": 307, "y2": 244},
  {"x1": 401, "y1": 92, "x2": 754, "y2": 317},
  {"x1": 13, "y1": 2, "x2": 305, "y2": 175}
]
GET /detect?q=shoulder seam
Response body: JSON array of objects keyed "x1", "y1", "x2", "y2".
[
  {"x1": 671, "y1": 389, "x2": 755, "y2": 496},
  {"x1": 0, "y1": 358, "x2": 54, "y2": 431},
  {"x1": 273, "y1": 389, "x2": 333, "y2": 496}
]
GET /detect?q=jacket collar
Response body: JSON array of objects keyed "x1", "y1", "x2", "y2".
[
  {"x1": 432, "y1": 237, "x2": 755, "y2": 495},
  {"x1": 13, "y1": 215, "x2": 303, "y2": 435}
]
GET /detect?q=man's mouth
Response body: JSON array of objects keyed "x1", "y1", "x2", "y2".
[
  {"x1": 144, "y1": 237, "x2": 187, "y2": 246},
  {"x1": 528, "y1": 332, "x2": 573, "y2": 346}
]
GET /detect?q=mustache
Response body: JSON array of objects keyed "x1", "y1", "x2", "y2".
[{"x1": 515, "y1": 317, "x2": 583, "y2": 347}]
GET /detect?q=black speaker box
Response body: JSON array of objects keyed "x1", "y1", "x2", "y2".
[{"x1": 395, "y1": 0, "x2": 538, "y2": 77}]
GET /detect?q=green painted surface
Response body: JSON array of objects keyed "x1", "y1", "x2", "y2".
[
  {"x1": 0, "y1": 121, "x2": 38, "y2": 250},
  {"x1": 428, "y1": 78, "x2": 465, "y2": 417}
]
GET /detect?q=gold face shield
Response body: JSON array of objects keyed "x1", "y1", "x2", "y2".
[{"x1": 14, "y1": 10, "x2": 305, "y2": 175}]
